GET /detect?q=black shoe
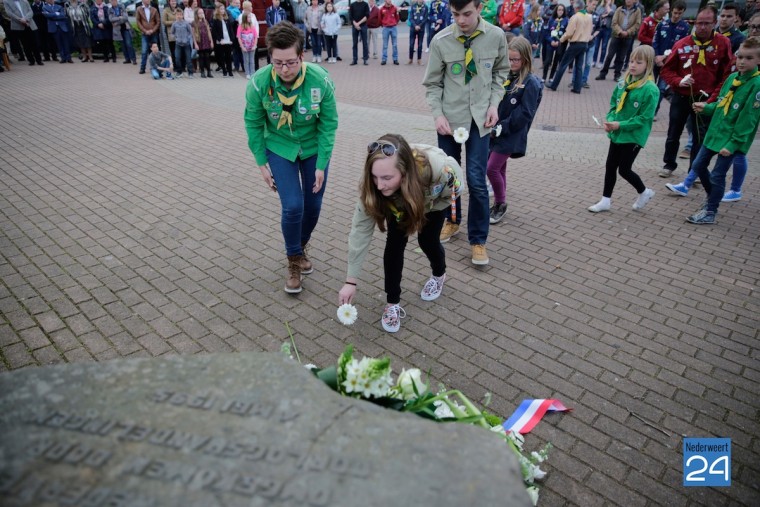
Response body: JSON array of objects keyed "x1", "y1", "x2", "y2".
[
  {"x1": 363, "y1": 60, "x2": 368, "y2": 65},
  {"x1": 489, "y1": 203, "x2": 508, "y2": 224},
  {"x1": 595, "y1": 75, "x2": 605, "y2": 81},
  {"x1": 393, "y1": 60, "x2": 399, "y2": 65},
  {"x1": 570, "y1": 89, "x2": 581, "y2": 94},
  {"x1": 123, "y1": 60, "x2": 131, "y2": 64},
  {"x1": 613, "y1": 75, "x2": 621, "y2": 81},
  {"x1": 336, "y1": 56, "x2": 342, "y2": 61},
  {"x1": 29, "y1": 61, "x2": 36, "y2": 66},
  {"x1": 350, "y1": 61, "x2": 357, "y2": 65},
  {"x1": 207, "y1": 72, "x2": 213, "y2": 78},
  {"x1": 544, "y1": 82, "x2": 556, "y2": 91},
  {"x1": 215, "y1": 66, "x2": 221, "y2": 72},
  {"x1": 201, "y1": 72, "x2": 207, "y2": 78},
  {"x1": 37, "y1": 60, "x2": 44, "y2": 65},
  {"x1": 381, "y1": 60, "x2": 386, "y2": 65},
  {"x1": 44, "y1": 57, "x2": 51, "y2": 61},
  {"x1": 59, "y1": 60, "x2": 66, "y2": 64},
  {"x1": 139, "y1": 69, "x2": 145, "y2": 74}
]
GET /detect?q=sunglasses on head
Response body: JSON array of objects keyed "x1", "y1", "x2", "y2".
[{"x1": 368, "y1": 141, "x2": 397, "y2": 157}]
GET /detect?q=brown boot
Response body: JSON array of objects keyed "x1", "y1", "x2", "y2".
[
  {"x1": 285, "y1": 255, "x2": 303, "y2": 293},
  {"x1": 300, "y1": 244, "x2": 313, "y2": 274}
]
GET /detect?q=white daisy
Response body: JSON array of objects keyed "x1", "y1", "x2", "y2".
[
  {"x1": 493, "y1": 124, "x2": 502, "y2": 137},
  {"x1": 337, "y1": 303, "x2": 358, "y2": 325},
  {"x1": 453, "y1": 127, "x2": 469, "y2": 144}
]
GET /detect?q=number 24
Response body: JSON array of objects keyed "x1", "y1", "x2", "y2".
[{"x1": 685, "y1": 455, "x2": 729, "y2": 482}]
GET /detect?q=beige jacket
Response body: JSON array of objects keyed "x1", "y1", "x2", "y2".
[
  {"x1": 346, "y1": 144, "x2": 463, "y2": 279},
  {"x1": 422, "y1": 17, "x2": 509, "y2": 138}
]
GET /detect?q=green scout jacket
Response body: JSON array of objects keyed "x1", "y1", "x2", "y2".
[
  {"x1": 605, "y1": 78, "x2": 659, "y2": 147},
  {"x1": 244, "y1": 63, "x2": 338, "y2": 170},
  {"x1": 701, "y1": 70, "x2": 760, "y2": 155}
]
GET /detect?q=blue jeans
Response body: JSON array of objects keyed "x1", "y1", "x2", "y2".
[
  {"x1": 382, "y1": 25, "x2": 398, "y2": 62},
  {"x1": 593, "y1": 26, "x2": 610, "y2": 63},
  {"x1": 687, "y1": 147, "x2": 736, "y2": 213},
  {"x1": 582, "y1": 38, "x2": 597, "y2": 85},
  {"x1": 140, "y1": 32, "x2": 159, "y2": 71},
  {"x1": 352, "y1": 24, "x2": 368, "y2": 62},
  {"x1": 175, "y1": 44, "x2": 192, "y2": 75},
  {"x1": 121, "y1": 29, "x2": 136, "y2": 63},
  {"x1": 151, "y1": 58, "x2": 172, "y2": 79},
  {"x1": 310, "y1": 29, "x2": 321, "y2": 56},
  {"x1": 242, "y1": 50, "x2": 256, "y2": 75},
  {"x1": 549, "y1": 41, "x2": 587, "y2": 92},
  {"x1": 409, "y1": 26, "x2": 424, "y2": 60},
  {"x1": 438, "y1": 120, "x2": 490, "y2": 245},
  {"x1": 683, "y1": 153, "x2": 747, "y2": 193},
  {"x1": 266, "y1": 150, "x2": 328, "y2": 255}
]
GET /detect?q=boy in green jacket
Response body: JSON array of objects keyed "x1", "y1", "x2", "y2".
[
  {"x1": 686, "y1": 37, "x2": 760, "y2": 225},
  {"x1": 588, "y1": 45, "x2": 659, "y2": 213}
]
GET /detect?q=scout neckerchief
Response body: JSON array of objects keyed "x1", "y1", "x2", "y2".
[
  {"x1": 692, "y1": 33, "x2": 713, "y2": 66},
  {"x1": 616, "y1": 75, "x2": 653, "y2": 113},
  {"x1": 717, "y1": 70, "x2": 760, "y2": 115},
  {"x1": 270, "y1": 62, "x2": 307, "y2": 130},
  {"x1": 503, "y1": 70, "x2": 518, "y2": 90},
  {"x1": 457, "y1": 29, "x2": 483, "y2": 84}
]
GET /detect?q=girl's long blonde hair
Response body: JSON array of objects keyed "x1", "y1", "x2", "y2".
[
  {"x1": 360, "y1": 134, "x2": 432, "y2": 235},
  {"x1": 508, "y1": 37, "x2": 533, "y2": 93},
  {"x1": 622, "y1": 44, "x2": 655, "y2": 83}
]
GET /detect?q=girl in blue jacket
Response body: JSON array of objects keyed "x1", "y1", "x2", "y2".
[{"x1": 487, "y1": 36, "x2": 543, "y2": 224}]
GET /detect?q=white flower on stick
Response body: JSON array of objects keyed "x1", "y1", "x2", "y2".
[
  {"x1": 337, "y1": 304, "x2": 358, "y2": 326},
  {"x1": 453, "y1": 127, "x2": 469, "y2": 144},
  {"x1": 683, "y1": 58, "x2": 692, "y2": 69},
  {"x1": 664, "y1": 49, "x2": 672, "y2": 56}
]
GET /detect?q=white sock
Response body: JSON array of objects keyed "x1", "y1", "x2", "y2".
[{"x1": 599, "y1": 197, "x2": 611, "y2": 206}]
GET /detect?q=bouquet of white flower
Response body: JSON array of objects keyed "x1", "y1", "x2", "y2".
[{"x1": 283, "y1": 339, "x2": 552, "y2": 505}]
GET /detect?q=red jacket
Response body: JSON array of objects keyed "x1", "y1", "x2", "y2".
[
  {"x1": 660, "y1": 32, "x2": 734, "y2": 102},
  {"x1": 499, "y1": 0, "x2": 524, "y2": 29},
  {"x1": 637, "y1": 15, "x2": 660, "y2": 46},
  {"x1": 379, "y1": 3, "x2": 399, "y2": 27}
]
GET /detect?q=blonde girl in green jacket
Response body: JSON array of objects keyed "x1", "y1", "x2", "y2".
[{"x1": 588, "y1": 44, "x2": 658, "y2": 213}]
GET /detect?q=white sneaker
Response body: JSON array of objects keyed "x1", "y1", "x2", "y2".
[
  {"x1": 381, "y1": 304, "x2": 406, "y2": 333},
  {"x1": 588, "y1": 200, "x2": 611, "y2": 213},
  {"x1": 317, "y1": 56, "x2": 322, "y2": 63},
  {"x1": 632, "y1": 188, "x2": 655, "y2": 210},
  {"x1": 420, "y1": 274, "x2": 445, "y2": 301},
  {"x1": 424, "y1": 48, "x2": 429, "y2": 53},
  {"x1": 311, "y1": 56, "x2": 317, "y2": 63}
]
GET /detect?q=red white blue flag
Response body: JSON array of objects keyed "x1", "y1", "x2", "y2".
[{"x1": 502, "y1": 399, "x2": 571, "y2": 434}]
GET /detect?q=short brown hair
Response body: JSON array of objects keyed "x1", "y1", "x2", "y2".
[{"x1": 266, "y1": 21, "x2": 304, "y2": 56}]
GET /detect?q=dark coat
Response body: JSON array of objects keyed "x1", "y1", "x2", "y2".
[
  {"x1": 211, "y1": 17, "x2": 236, "y2": 46},
  {"x1": 490, "y1": 73, "x2": 543, "y2": 158},
  {"x1": 90, "y1": 3, "x2": 113, "y2": 41}
]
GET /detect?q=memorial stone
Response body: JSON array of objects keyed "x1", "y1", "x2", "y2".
[{"x1": 0, "y1": 353, "x2": 532, "y2": 507}]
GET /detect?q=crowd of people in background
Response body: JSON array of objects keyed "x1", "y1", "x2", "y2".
[{"x1": 3, "y1": 0, "x2": 760, "y2": 328}]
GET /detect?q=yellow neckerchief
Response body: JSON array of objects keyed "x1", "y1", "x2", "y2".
[
  {"x1": 717, "y1": 70, "x2": 760, "y2": 115},
  {"x1": 456, "y1": 30, "x2": 483, "y2": 84},
  {"x1": 270, "y1": 62, "x2": 307, "y2": 130},
  {"x1": 692, "y1": 33, "x2": 713, "y2": 66},
  {"x1": 616, "y1": 75, "x2": 653, "y2": 113}
]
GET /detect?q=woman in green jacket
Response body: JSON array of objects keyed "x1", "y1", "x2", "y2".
[
  {"x1": 338, "y1": 134, "x2": 463, "y2": 333},
  {"x1": 244, "y1": 22, "x2": 338, "y2": 294},
  {"x1": 588, "y1": 45, "x2": 658, "y2": 213}
]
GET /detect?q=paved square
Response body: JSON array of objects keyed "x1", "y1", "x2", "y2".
[{"x1": 1, "y1": 34, "x2": 758, "y2": 505}]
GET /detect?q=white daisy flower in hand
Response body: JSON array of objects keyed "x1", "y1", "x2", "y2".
[
  {"x1": 453, "y1": 127, "x2": 469, "y2": 144},
  {"x1": 683, "y1": 59, "x2": 692, "y2": 69},
  {"x1": 493, "y1": 124, "x2": 502, "y2": 137},
  {"x1": 337, "y1": 304, "x2": 358, "y2": 326}
]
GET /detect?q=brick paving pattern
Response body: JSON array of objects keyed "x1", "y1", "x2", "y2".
[{"x1": 1, "y1": 31, "x2": 759, "y2": 506}]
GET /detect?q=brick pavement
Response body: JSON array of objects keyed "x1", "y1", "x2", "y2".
[{"x1": 1, "y1": 32, "x2": 759, "y2": 506}]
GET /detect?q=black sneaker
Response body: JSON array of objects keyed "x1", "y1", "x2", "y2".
[{"x1": 489, "y1": 203, "x2": 508, "y2": 224}]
